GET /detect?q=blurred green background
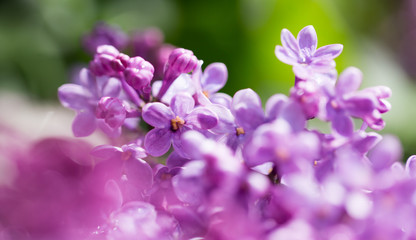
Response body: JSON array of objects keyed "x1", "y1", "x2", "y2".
[{"x1": 0, "y1": 0, "x2": 415, "y2": 158}]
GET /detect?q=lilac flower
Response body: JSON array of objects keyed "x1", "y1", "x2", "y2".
[
  {"x1": 82, "y1": 22, "x2": 128, "y2": 54},
  {"x1": 243, "y1": 119, "x2": 319, "y2": 176},
  {"x1": 131, "y1": 28, "x2": 175, "y2": 79},
  {"x1": 0, "y1": 138, "x2": 121, "y2": 240},
  {"x1": 95, "y1": 97, "x2": 140, "y2": 129},
  {"x1": 325, "y1": 67, "x2": 391, "y2": 135},
  {"x1": 275, "y1": 25, "x2": 343, "y2": 79},
  {"x1": 58, "y1": 68, "x2": 123, "y2": 137},
  {"x1": 90, "y1": 142, "x2": 153, "y2": 203},
  {"x1": 211, "y1": 88, "x2": 265, "y2": 151},
  {"x1": 191, "y1": 62, "x2": 230, "y2": 106},
  {"x1": 142, "y1": 92, "x2": 218, "y2": 157},
  {"x1": 157, "y1": 48, "x2": 198, "y2": 99},
  {"x1": 89, "y1": 45, "x2": 130, "y2": 77}
]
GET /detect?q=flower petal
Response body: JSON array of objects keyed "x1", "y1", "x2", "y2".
[
  {"x1": 102, "y1": 77, "x2": 122, "y2": 97},
  {"x1": 142, "y1": 102, "x2": 174, "y2": 128},
  {"x1": 200, "y1": 62, "x2": 228, "y2": 93},
  {"x1": 185, "y1": 107, "x2": 218, "y2": 130},
  {"x1": 98, "y1": 120, "x2": 122, "y2": 138},
  {"x1": 297, "y1": 25, "x2": 317, "y2": 54},
  {"x1": 336, "y1": 67, "x2": 362, "y2": 95},
  {"x1": 170, "y1": 92, "x2": 195, "y2": 117},
  {"x1": 58, "y1": 84, "x2": 92, "y2": 110},
  {"x1": 144, "y1": 128, "x2": 172, "y2": 156},
  {"x1": 275, "y1": 46, "x2": 298, "y2": 65},
  {"x1": 313, "y1": 44, "x2": 343, "y2": 60},
  {"x1": 281, "y1": 28, "x2": 300, "y2": 58},
  {"x1": 91, "y1": 145, "x2": 122, "y2": 160},
  {"x1": 210, "y1": 92, "x2": 232, "y2": 108},
  {"x1": 232, "y1": 89, "x2": 264, "y2": 130},
  {"x1": 72, "y1": 111, "x2": 97, "y2": 137},
  {"x1": 265, "y1": 94, "x2": 288, "y2": 121},
  {"x1": 331, "y1": 112, "x2": 354, "y2": 137}
]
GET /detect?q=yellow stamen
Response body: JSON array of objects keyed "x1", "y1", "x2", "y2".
[
  {"x1": 171, "y1": 116, "x2": 185, "y2": 131},
  {"x1": 236, "y1": 127, "x2": 245, "y2": 136}
]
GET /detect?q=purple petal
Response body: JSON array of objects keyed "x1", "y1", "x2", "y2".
[
  {"x1": 352, "y1": 132, "x2": 382, "y2": 154},
  {"x1": 123, "y1": 158, "x2": 153, "y2": 192},
  {"x1": 297, "y1": 25, "x2": 317, "y2": 54},
  {"x1": 91, "y1": 145, "x2": 122, "y2": 160},
  {"x1": 292, "y1": 64, "x2": 311, "y2": 79},
  {"x1": 265, "y1": 94, "x2": 288, "y2": 121},
  {"x1": 206, "y1": 104, "x2": 235, "y2": 134},
  {"x1": 200, "y1": 62, "x2": 228, "y2": 93},
  {"x1": 97, "y1": 120, "x2": 122, "y2": 138},
  {"x1": 331, "y1": 112, "x2": 354, "y2": 137},
  {"x1": 104, "y1": 180, "x2": 123, "y2": 210},
  {"x1": 77, "y1": 68, "x2": 98, "y2": 96},
  {"x1": 279, "y1": 101, "x2": 306, "y2": 132},
  {"x1": 142, "y1": 102, "x2": 174, "y2": 128},
  {"x1": 280, "y1": 28, "x2": 300, "y2": 58},
  {"x1": 101, "y1": 77, "x2": 122, "y2": 97},
  {"x1": 166, "y1": 151, "x2": 190, "y2": 168},
  {"x1": 309, "y1": 59, "x2": 336, "y2": 72},
  {"x1": 144, "y1": 128, "x2": 172, "y2": 156},
  {"x1": 405, "y1": 155, "x2": 416, "y2": 178},
  {"x1": 72, "y1": 111, "x2": 97, "y2": 137},
  {"x1": 172, "y1": 131, "x2": 189, "y2": 157},
  {"x1": 232, "y1": 89, "x2": 264, "y2": 130},
  {"x1": 369, "y1": 135, "x2": 402, "y2": 172},
  {"x1": 344, "y1": 94, "x2": 376, "y2": 118},
  {"x1": 336, "y1": 67, "x2": 362, "y2": 95},
  {"x1": 210, "y1": 92, "x2": 232, "y2": 108},
  {"x1": 185, "y1": 107, "x2": 218, "y2": 129},
  {"x1": 275, "y1": 46, "x2": 298, "y2": 65},
  {"x1": 58, "y1": 84, "x2": 92, "y2": 110},
  {"x1": 170, "y1": 92, "x2": 195, "y2": 117},
  {"x1": 313, "y1": 44, "x2": 343, "y2": 60}
]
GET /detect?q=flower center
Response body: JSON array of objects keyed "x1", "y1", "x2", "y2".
[
  {"x1": 236, "y1": 127, "x2": 245, "y2": 136},
  {"x1": 202, "y1": 90, "x2": 210, "y2": 98},
  {"x1": 330, "y1": 100, "x2": 339, "y2": 109},
  {"x1": 171, "y1": 116, "x2": 185, "y2": 131}
]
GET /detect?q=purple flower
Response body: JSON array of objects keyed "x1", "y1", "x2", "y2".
[
  {"x1": 90, "y1": 142, "x2": 153, "y2": 203},
  {"x1": 131, "y1": 28, "x2": 175, "y2": 79},
  {"x1": 243, "y1": 119, "x2": 319, "y2": 176},
  {"x1": 89, "y1": 45, "x2": 130, "y2": 77},
  {"x1": 142, "y1": 92, "x2": 218, "y2": 157},
  {"x1": 325, "y1": 67, "x2": 391, "y2": 135},
  {"x1": 82, "y1": 22, "x2": 128, "y2": 54},
  {"x1": 275, "y1": 25, "x2": 343, "y2": 79},
  {"x1": 191, "y1": 62, "x2": 230, "y2": 106},
  {"x1": 157, "y1": 48, "x2": 198, "y2": 99},
  {"x1": 0, "y1": 138, "x2": 121, "y2": 240},
  {"x1": 58, "y1": 68, "x2": 123, "y2": 137},
  {"x1": 210, "y1": 88, "x2": 265, "y2": 151}
]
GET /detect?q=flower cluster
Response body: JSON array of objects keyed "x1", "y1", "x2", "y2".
[{"x1": 1, "y1": 24, "x2": 415, "y2": 240}]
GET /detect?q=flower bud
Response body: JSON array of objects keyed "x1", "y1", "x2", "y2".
[
  {"x1": 164, "y1": 48, "x2": 198, "y2": 75},
  {"x1": 124, "y1": 57, "x2": 155, "y2": 91},
  {"x1": 96, "y1": 97, "x2": 126, "y2": 128},
  {"x1": 90, "y1": 45, "x2": 130, "y2": 76}
]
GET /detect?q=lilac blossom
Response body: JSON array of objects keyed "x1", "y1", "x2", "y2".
[
  {"x1": 82, "y1": 22, "x2": 128, "y2": 54},
  {"x1": 210, "y1": 88, "x2": 265, "y2": 151},
  {"x1": 157, "y1": 48, "x2": 198, "y2": 99},
  {"x1": 58, "y1": 68, "x2": 123, "y2": 137},
  {"x1": 131, "y1": 28, "x2": 175, "y2": 79},
  {"x1": 325, "y1": 67, "x2": 391, "y2": 135},
  {"x1": 142, "y1": 92, "x2": 218, "y2": 157},
  {"x1": 275, "y1": 25, "x2": 343, "y2": 79},
  {"x1": 28, "y1": 23, "x2": 416, "y2": 239},
  {"x1": 191, "y1": 62, "x2": 231, "y2": 106}
]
